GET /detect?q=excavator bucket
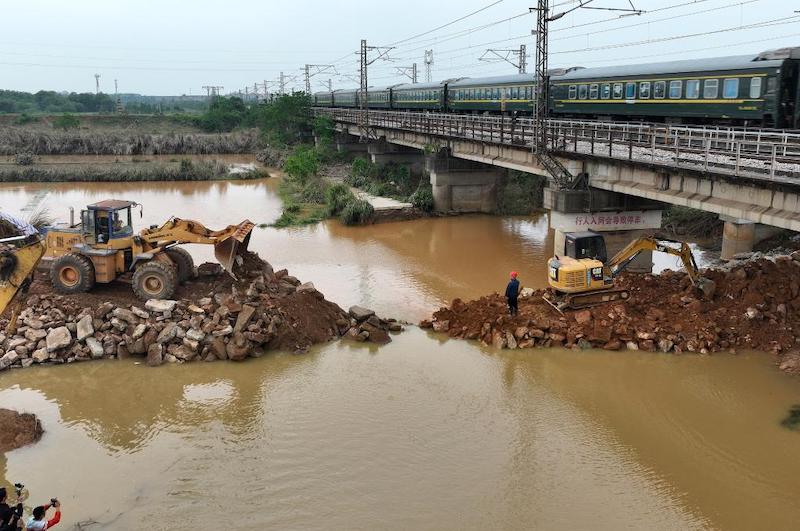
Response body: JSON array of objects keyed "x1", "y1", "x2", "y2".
[{"x1": 213, "y1": 220, "x2": 255, "y2": 278}]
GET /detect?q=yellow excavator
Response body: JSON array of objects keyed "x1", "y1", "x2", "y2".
[
  {"x1": 545, "y1": 231, "x2": 704, "y2": 312},
  {"x1": 42, "y1": 200, "x2": 254, "y2": 300}
]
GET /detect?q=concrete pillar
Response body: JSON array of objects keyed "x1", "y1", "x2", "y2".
[
  {"x1": 367, "y1": 141, "x2": 424, "y2": 174},
  {"x1": 428, "y1": 168, "x2": 501, "y2": 213},
  {"x1": 721, "y1": 219, "x2": 755, "y2": 260},
  {"x1": 334, "y1": 132, "x2": 368, "y2": 154}
]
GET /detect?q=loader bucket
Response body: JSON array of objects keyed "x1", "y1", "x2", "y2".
[{"x1": 214, "y1": 220, "x2": 255, "y2": 278}]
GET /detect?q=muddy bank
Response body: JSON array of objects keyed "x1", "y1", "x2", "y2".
[
  {"x1": 0, "y1": 253, "x2": 400, "y2": 371},
  {"x1": 0, "y1": 409, "x2": 43, "y2": 452},
  {"x1": 422, "y1": 252, "x2": 800, "y2": 374}
]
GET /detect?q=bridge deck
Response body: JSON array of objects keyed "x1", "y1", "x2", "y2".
[{"x1": 316, "y1": 108, "x2": 800, "y2": 184}]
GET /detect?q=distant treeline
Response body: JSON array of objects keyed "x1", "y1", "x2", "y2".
[
  {"x1": 0, "y1": 90, "x2": 211, "y2": 115},
  {"x1": 0, "y1": 90, "x2": 116, "y2": 113}
]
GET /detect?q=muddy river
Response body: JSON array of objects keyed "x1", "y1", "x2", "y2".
[{"x1": 0, "y1": 176, "x2": 798, "y2": 530}]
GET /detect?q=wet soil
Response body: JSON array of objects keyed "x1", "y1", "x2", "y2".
[
  {"x1": 423, "y1": 254, "x2": 800, "y2": 372},
  {"x1": 0, "y1": 409, "x2": 43, "y2": 453}
]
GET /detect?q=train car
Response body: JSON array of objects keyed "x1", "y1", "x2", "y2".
[
  {"x1": 365, "y1": 85, "x2": 397, "y2": 109},
  {"x1": 332, "y1": 89, "x2": 359, "y2": 108},
  {"x1": 391, "y1": 82, "x2": 446, "y2": 111},
  {"x1": 549, "y1": 48, "x2": 800, "y2": 127},
  {"x1": 447, "y1": 74, "x2": 535, "y2": 114},
  {"x1": 313, "y1": 91, "x2": 333, "y2": 107}
]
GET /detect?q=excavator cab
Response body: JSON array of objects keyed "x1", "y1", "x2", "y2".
[
  {"x1": 548, "y1": 231, "x2": 613, "y2": 296},
  {"x1": 565, "y1": 232, "x2": 607, "y2": 263}
]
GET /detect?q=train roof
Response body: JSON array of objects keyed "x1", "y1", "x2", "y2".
[
  {"x1": 392, "y1": 81, "x2": 447, "y2": 90},
  {"x1": 557, "y1": 54, "x2": 786, "y2": 81},
  {"x1": 448, "y1": 74, "x2": 534, "y2": 88}
]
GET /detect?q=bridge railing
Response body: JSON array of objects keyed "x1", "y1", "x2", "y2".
[{"x1": 316, "y1": 108, "x2": 800, "y2": 181}]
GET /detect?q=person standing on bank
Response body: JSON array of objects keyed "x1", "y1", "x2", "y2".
[{"x1": 505, "y1": 271, "x2": 520, "y2": 316}]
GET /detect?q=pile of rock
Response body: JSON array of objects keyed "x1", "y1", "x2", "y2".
[
  {"x1": 0, "y1": 253, "x2": 401, "y2": 371},
  {"x1": 344, "y1": 305, "x2": 402, "y2": 344},
  {"x1": 422, "y1": 253, "x2": 800, "y2": 373}
]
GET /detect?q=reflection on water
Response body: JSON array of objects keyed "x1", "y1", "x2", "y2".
[{"x1": 0, "y1": 179, "x2": 799, "y2": 530}]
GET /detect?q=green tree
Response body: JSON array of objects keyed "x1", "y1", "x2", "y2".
[
  {"x1": 253, "y1": 93, "x2": 312, "y2": 145},
  {"x1": 53, "y1": 113, "x2": 80, "y2": 131}
]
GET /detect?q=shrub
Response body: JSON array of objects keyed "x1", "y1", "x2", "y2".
[
  {"x1": 283, "y1": 146, "x2": 319, "y2": 182},
  {"x1": 410, "y1": 182, "x2": 435, "y2": 212},
  {"x1": 53, "y1": 113, "x2": 80, "y2": 131},
  {"x1": 14, "y1": 113, "x2": 36, "y2": 125},
  {"x1": 326, "y1": 183, "x2": 355, "y2": 216},
  {"x1": 339, "y1": 198, "x2": 374, "y2": 226},
  {"x1": 300, "y1": 178, "x2": 328, "y2": 204}
]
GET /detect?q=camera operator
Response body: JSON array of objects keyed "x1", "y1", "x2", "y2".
[
  {"x1": 0, "y1": 486, "x2": 26, "y2": 531},
  {"x1": 24, "y1": 499, "x2": 60, "y2": 531}
]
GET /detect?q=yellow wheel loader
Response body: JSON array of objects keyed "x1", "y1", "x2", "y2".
[
  {"x1": 0, "y1": 213, "x2": 48, "y2": 334},
  {"x1": 545, "y1": 231, "x2": 708, "y2": 312},
  {"x1": 43, "y1": 200, "x2": 254, "y2": 300}
]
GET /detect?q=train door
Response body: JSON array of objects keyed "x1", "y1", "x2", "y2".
[{"x1": 778, "y1": 61, "x2": 798, "y2": 128}]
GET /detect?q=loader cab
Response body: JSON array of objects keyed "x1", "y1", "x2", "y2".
[
  {"x1": 83, "y1": 200, "x2": 136, "y2": 245},
  {"x1": 564, "y1": 231, "x2": 607, "y2": 263}
]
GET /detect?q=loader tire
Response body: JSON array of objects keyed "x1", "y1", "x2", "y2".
[
  {"x1": 132, "y1": 261, "x2": 177, "y2": 301},
  {"x1": 165, "y1": 247, "x2": 195, "y2": 283},
  {"x1": 51, "y1": 253, "x2": 95, "y2": 294}
]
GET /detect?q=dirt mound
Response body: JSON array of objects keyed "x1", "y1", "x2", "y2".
[
  {"x1": 0, "y1": 409, "x2": 43, "y2": 453},
  {"x1": 422, "y1": 253, "x2": 800, "y2": 372},
  {"x1": 1, "y1": 252, "x2": 399, "y2": 370}
]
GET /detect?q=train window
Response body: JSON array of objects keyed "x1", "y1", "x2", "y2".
[
  {"x1": 494, "y1": 88, "x2": 501, "y2": 99},
  {"x1": 703, "y1": 79, "x2": 719, "y2": 99},
  {"x1": 578, "y1": 84, "x2": 588, "y2": 99},
  {"x1": 601, "y1": 84, "x2": 610, "y2": 99},
  {"x1": 723, "y1": 79, "x2": 739, "y2": 99},
  {"x1": 589, "y1": 84, "x2": 599, "y2": 99},
  {"x1": 654, "y1": 81, "x2": 666, "y2": 99},
  {"x1": 625, "y1": 83, "x2": 636, "y2": 99},
  {"x1": 669, "y1": 80, "x2": 682, "y2": 99},
  {"x1": 639, "y1": 82, "x2": 650, "y2": 99},
  {"x1": 766, "y1": 77, "x2": 776, "y2": 94},
  {"x1": 613, "y1": 83, "x2": 623, "y2": 99},
  {"x1": 750, "y1": 77, "x2": 762, "y2": 98},
  {"x1": 686, "y1": 80, "x2": 700, "y2": 99},
  {"x1": 513, "y1": 87, "x2": 520, "y2": 99},
  {"x1": 568, "y1": 85, "x2": 577, "y2": 99}
]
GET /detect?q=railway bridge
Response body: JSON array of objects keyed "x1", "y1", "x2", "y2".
[{"x1": 316, "y1": 108, "x2": 800, "y2": 263}]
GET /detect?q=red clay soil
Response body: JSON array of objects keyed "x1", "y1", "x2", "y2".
[
  {"x1": 0, "y1": 409, "x2": 43, "y2": 453},
  {"x1": 422, "y1": 254, "x2": 800, "y2": 373}
]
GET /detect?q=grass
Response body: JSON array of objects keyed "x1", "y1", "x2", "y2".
[{"x1": 0, "y1": 159, "x2": 266, "y2": 183}]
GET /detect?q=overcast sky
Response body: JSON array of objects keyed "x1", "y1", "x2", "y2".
[{"x1": 0, "y1": 0, "x2": 797, "y2": 95}]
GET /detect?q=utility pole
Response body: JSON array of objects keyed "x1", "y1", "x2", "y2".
[
  {"x1": 305, "y1": 64, "x2": 311, "y2": 94},
  {"x1": 279, "y1": 72, "x2": 286, "y2": 95},
  {"x1": 303, "y1": 64, "x2": 336, "y2": 95},
  {"x1": 395, "y1": 64, "x2": 418, "y2": 83},
  {"x1": 479, "y1": 46, "x2": 528, "y2": 74},
  {"x1": 358, "y1": 39, "x2": 394, "y2": 139},
  {"x1": 94, "y1": 74, "x2": 101, "y2": 94},
  {"x1": 424, "y1": 50, "x2": 434, "y2": 83},
  {"x1": 114, "y1": 79, "x2": 123, "y2": 113},
  {"x1": 323, "y1": 79, "x2": 333, "y2": 92}
]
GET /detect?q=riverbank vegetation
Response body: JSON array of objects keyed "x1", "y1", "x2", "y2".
[
  {"x1": 661, "y1": 205, "x2": 723, "y2": 237},
  {"x1": 0, "y1": 158, "x2": 266, "y2": 183},
  {"x1": 496, "y1": 171, "x2": 547, "y2": 215}
]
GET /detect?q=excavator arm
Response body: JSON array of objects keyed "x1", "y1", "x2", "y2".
[
  {"x1": 138, "y1": 217, "x2": 255, "y2": 276},
  {"x1": 608, "y1": 237, "x2": 700, "y2": 284}
]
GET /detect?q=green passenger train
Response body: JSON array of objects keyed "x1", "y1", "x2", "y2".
[{"x1": 313, "y1": 47, "x2": 799, "y2": 128}]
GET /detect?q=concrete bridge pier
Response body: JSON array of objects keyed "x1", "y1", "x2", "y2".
[
  {"x1": 545, "y1": 188, "x2": 664, "y2": 273},
  {"x1": 368, "y1": 140, "x2": 424, "y2": 174},
  {"x1": 334, "y1": 132, "x2": 368, "y2": 155},
  {"x1": 720, "y1": 217, "x2": 756, "y2": 260},
  {"x1": 426, "y1": 150, "x2": 503, "y2": 213}
]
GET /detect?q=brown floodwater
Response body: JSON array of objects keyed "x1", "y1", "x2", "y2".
[{"x1": 0, "y1": 178, "x2": 798, "y2": 530}]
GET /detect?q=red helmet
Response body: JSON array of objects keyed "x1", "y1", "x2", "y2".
[{"x1": 510, "y1": 271, "x2": 518, "y2": 278}]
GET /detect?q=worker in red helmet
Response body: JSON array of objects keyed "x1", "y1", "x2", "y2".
[{"x1": 505, "y1": 271, "x2": 520, "y2": 316}]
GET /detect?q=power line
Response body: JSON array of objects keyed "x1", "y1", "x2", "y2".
[{"x1": 388, "y1": 0, "x2": 506, "y2": 46}]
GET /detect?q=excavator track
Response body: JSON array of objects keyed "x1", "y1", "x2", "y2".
[{"x1": 544, "y1": 288, "x2": 630, "y2": 313}]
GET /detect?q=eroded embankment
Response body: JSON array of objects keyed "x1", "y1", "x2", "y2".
[
  {"x1": 422, "y1": 253, "x2": 800, "y2": 374},
  {"x1": 0, "y1": 409, "x2": 43, "y2": 452},
  {"x1": 0, "y1": 253, "x2": 399, "y2": 371}
]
